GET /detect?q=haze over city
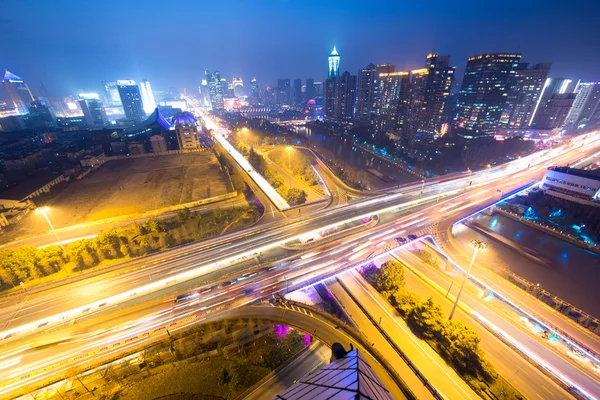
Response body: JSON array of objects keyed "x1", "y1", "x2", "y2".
[{"x1": 1, "y1": 0, "x2": 599, "y2": 98}]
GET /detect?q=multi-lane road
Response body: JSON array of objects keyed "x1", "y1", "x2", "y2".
[{"x1": 1, "y1": 127, "x2": 600, "y2": 398}]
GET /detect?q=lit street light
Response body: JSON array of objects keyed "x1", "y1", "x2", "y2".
[
  {"x1": 35, "y1": 206, "x2": 65, "y2": 252},
  {"x1": 286, "y1": 146, "x2": 293, "y2": 170},
  {"x1": 449, "y1": 239, "x2": 486, "y2": 320}
]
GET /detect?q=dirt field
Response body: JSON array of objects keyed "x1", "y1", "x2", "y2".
[{"x1": 7, "y1": 153, "x2": 231, "y2": 237}]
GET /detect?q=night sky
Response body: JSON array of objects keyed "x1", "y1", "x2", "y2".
[{"x1": 1, "y1": 0, "x2": 599, "y2": 99}]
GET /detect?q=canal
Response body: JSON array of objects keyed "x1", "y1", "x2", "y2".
[
  {"x1": 295, "y1": 126, "x2": 416, "y2": 189},
  {"x1": 455, "y1": 212, "x2": 600, "y2": 318}
]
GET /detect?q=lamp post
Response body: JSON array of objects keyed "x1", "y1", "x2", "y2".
[
  {"x1": 35, "y1": 206, "x2": 65, "y2": 252},
  {"x1": 449, "y1": 239, "x2": 486, "y2": 320},
  {"x1": 286, "y1": 146, "x2": 292, "y2": 170}
]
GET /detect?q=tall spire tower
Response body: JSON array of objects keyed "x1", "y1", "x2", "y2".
[
  {"x1": 3, "y1": 70, "x2": 34, "y2": 115},
  {"x1": 328, "y1": 46, "x2": 340, "y2": 79}
]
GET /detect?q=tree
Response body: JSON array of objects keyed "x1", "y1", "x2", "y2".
[
  {"x1": 441, "y1": 320, "x2": 482, "y2": 375},
  {"x1": 271, "y1": 174, "x2": 285, "y2": 188},
  {"x1": 375, "y1": 260, "x2": 405, "y2": 292},
  {"x1": 406, "y1": 297, "x2": 445, "y2": 339},
  {"x1": 177, "y1": 207, "x2": 191, "y2": 223},
  {"x1": 264, "y1": 167, "x2": 278, "y2": 181},
  {"x1": 286, "y1": 188, "x2": 307, "y2": 205},
  {"x1": 143, "y1": 218, "x2": 166, "y2": 233},
  {"x1": 236, "y1": 141, "x2": 249, "y2": 155}
]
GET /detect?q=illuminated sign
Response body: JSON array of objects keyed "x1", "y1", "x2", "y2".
[{"x1": 117, "y1": 80, "x2": 136, "y2": 86}]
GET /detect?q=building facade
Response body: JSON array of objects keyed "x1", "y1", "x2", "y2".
[
  {"x1": 333, "y1": 71, "x2": 357, "y2": 120},
  {"x1": 102, "y1": 81, "x2": 122, "y2": 107},
  {"x1": 205, "y1": 70, "x2": 225, "y2": 110},
  {"x1": 2, "y1": 70, "x2": 34, "y2": 115},
  {"x1": 454, "y1": 53, "x2": 522, "y2": 139},
  {"x1": 117, "y1": 80, "x2": 146, "y2": 122},
  {"x1": 250, "y1": 78, "x2": 259, "y2": 103},
  {"x1": 328, "y1": 46, "x2": 340, "y2": 79},
  {"x1": 173, "y1": 112, "x2": 199, "y2": 150},
  {"x1": 541, "y1": 167, "x2": 600, "y2": 206},
  {"x1": 78, "y1": 93, "x2": 107, "y2": 127},
  {"x1": 531, "y1": 93, "x2": 576, "y2": 130},
  {"x1": 150, "y1": 134, "x2": 168, "y2": 153},
  {"x1": 305, "y1": 78, "x2": 315, "y2": 102},
  {"x1": 564, "y1": 82, "x2": 600, "y2": 128},
  {"x1": 139, "y1": 79, "x2": 157, "y2": 114}
]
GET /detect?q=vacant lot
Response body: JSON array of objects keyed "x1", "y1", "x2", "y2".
[{"x1": 8, "y1": 153, "x2": 231, "y2": 236}]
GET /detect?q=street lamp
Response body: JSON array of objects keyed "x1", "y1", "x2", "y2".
[
  {"x1": 286, "y1": 146, "x2": 293, "y2": 170},
  {"x1": 35, "y1": 206, "x2": 65, "y2": 252},
  {"x1": 449, "y1": 239, "x2": 486, "y2": 320}
]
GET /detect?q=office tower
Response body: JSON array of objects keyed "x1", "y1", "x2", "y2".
[
  {"x1": 502, "y1": 62, "x2": 552, "y2": 130},
  {"x1": 78, "y1": 93, "x2": 107, "y2": 127},
  {"x1": 232, "y1": 77, "x2": 244, "y2": 98},
  {"x1": 564, "y1": 82, "x2": 600, "y2": 128},
  {"x1": 454, "y1": 53, "x2": 522, "y2": 139},
  {"x1": 250, "y1": 78, "x2": 259, "y2": 103},
  {"x1": 404, "y1": 68, "x2": 430, "y2": 144},
  {"x1": 173, "y1": 112, "x2": 199, "y2": 149},
  {"x1": 117, "y1": 80, "x2": 146, "y2": 122},
  {"x1": 545, "y1": 78, "x2": 576, "y2": 96},
  {"x1": 324, "y1": 78, "x2": 336, "y2": 117},
  {"x1": 306, "y1": 78, "x2": 315, "y2": 102},
  {"x1": 328, "y1": 46, "x2": 340, "y2": 79},
  {"x1": 139, "y1": 79, "x2": 157, "y2": 114},
  {"x1": 530, "y1": 93, "x2": 576, "y2": 130},
  {"x1": 313, "y1": 81, "x2": 323, "y2": 97},
  {"x1": 102, "y1": 81, "x2": 122, "y2": 107},
  {"x1": 25, "y1": 98, "x2": 56, "y2": 128},
  {"x1": 205, "y1": 70, "x2": 225, "y2": 110},
  {"x1": 294, "y1": 78, "x2": 302, "y2": 104},
  {"x1": 333, "y1": 71, "x2": 357, "y2": 120},
  {"x1": 198, "y1": 79, "x2": 212, "y2": 108},
  {"x1": 355, "y1": 64, "x2": 395, "y2": 123},
  {"x1": 3, "y1": 70, "x2": 34, "y2": 115},
  {"x1": 276, "y1": 78, "x2": 291, "y2": 105},
  {"x1": 420, "y1": 54, "x2": 455, "y2": 138},
  {"x1": 374, "y1": 71, "x2": 410, "y2": 136}
]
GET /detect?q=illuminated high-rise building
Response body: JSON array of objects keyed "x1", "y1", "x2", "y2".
[
  {"x1": 232, "y1": 77, "x2": 244, "y2": 98},
  {"x1": 78, "y1": 93, "x2": 107, "y2": 127},
  {"x1": 294, "y1": 78, "x2": 302, "y2": 104},
  {"x1": 198, "y1": 79, "x2": 212, "y2": 108},
  {"x1": 503, "y1": 62, "x2": 552, "y2": 130},
  {"x1": 173, "y1": 111, "x2": 199, "y2": 150},
  {"x1": 306, "y1": 78, "x2": 315, "y2": 102},
  {"x1": 333, "y1": 71, "x2": 356, "y2": 120},
  {"x1": 564, "y1": 82, "x2": 600, "y2": 128},
  {"x1": 102, "y1": 81, "x2": 122, "y2": 107},
  {"x1": 139, "y1": 79, "x2": 157, "y2": 114},
  {"x1": 3, "y1": 70, "x2": 34, "y2": 115},
  {"x1": 250, "y1": 78, "x2": 259, "y2": 103},
  {"x1": 454, "y1": 53, "x2": 522, "y2": 139},
  {"x1": 355, "y1": 63, "x2": 394, "y2": 122},
  {"x1": 276, "y1": 78, "x2": 291, "y2": 105},
  {"x1": 117, "y1": 80, "x2": 146, "y2": 122},
  {"x1": 205, "y1": 70, "x2": 225, "y2": 110},
  {"x1": 328, "y1": 46, "x2": 340, "y2": 79},
  {"x1": 374, "y1": 71, "x2": 410, "y2": 136}
]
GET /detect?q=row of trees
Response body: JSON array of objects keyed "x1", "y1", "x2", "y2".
[
  {"x1": 270, "y1": 149, "x2": 319, "y2": 187},
  {"x1": 0, "y1": 207, "x2": 259, "y2": 291},
  {"x1": 247, "y1": 147, "x2": 307, "y2": 205},
  {"x1": 363, "y1": 261, "x2": 496, "y2": 381}
]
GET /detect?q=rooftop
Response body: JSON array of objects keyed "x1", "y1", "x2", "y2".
[
  {"x1": 548, "y1": 166, "x2": 600, "y2": 181},
  {"x1": 274, "y1": 349, "x2": 392, "y2": 400}
]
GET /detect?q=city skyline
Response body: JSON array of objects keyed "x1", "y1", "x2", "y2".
[{"x1": 1, "y1": 0, "x2": 599, "y2": 100}]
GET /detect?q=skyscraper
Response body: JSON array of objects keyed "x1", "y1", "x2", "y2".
[
  {"x1": 173, "y1": 112, "x2": 199, "y2": 150},
  {"x1": 404, "y1": 68, "x2": 429, "y2": 144},
  {"x1": 232, "y1": 77, "x2": 244, "y2": 98},
  {"x1": 530, "y1": 93, "x2": 576, "y2": 130},
  {"x1": 102, "y1": 81, "x2": 122, "y2": 107},
  {"x1": 564, "y1": 82, "x2": 600, "y2": 128},
  {"x1": 293, "y1": 78, "x2": 302, "y2": 104},
  {"x1": 78, "y1": 93, "x2": 107, "y2": 127},
  {"x1": 355, "y1": 64, "x2": 395, "y2": 123},
  {"x1": 420, "y1": 54, "x2": 455, "y2": 139},
  {"x1": 3, "y1": 70, "x2": 34, "y2": 115},
  {"x1": 139, "y1": 79, "x2": 157, "y2": 114},
  {"x1": 306, "y1": 78, "x2": 315, "y2": 102},
  {"x1": 324, "y1": 77, "x2": 336, "y2": 117},
  {"x1": 454, "y1": 53, "x2": 522, "y2": 139},
  {"x1": 374, "y1": 71, "x2": 410, "y2": 136},
  {"x1": 198, "y1": 79, "x2": 212, "y2": 108},
  {"x1": 503, "y1": 62, "x2": 552, "y2": 130},
  {"x1": 250, "y1": 78, "x2": 259, "y2": 104},
  {"x1": 328, "y1": 46, "x2": 340, "y2": 79},
  {"x1": 205, "y1": 70, "x2": 225, "y2": 110},
  {"x1": 333, "y1": 71, "x2": 357, "y2": 120},
  {"x1": 117, "y1": 80, "x2": 146, "y2": 122},
  {"x1": 25, "y1": 98, "x2": 56, "y2": 128},
  {"x1": 276, "y1": 79, "x2": 291, "y2": 105}
]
